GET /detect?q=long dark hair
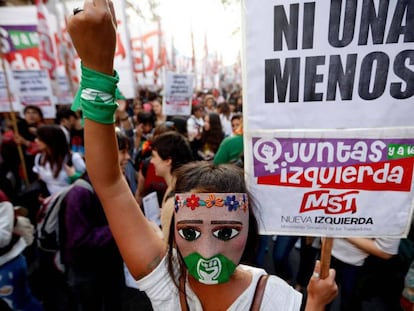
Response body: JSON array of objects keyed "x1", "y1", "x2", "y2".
[
  {"x1": 202, "y1": 112, "x2": 224, "y2": 153},
  {"x1": 36, "y1": 124, "x2": 71, "y2": 178},
  {"x1": 166, "y1": 161, "x2": 259, "y2": 287}
]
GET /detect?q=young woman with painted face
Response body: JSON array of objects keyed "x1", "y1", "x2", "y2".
[{"x1": 67, "y1": 1, "x2": 337, "y2": 310}]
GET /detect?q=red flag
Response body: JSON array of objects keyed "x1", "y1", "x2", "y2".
[
  {"x1": 201, "y1": 32, "x2": 209, "y2": 89},
  {"x1": 153, "y1": 19, "x2": 169, "y2": 85},
  {"x1": 153, "y1": 19, "x2": 162, "y2": 85},
  {"x1": 170, "y1": 35, "x2": 176, "y2": 71},
  {"x1": 190, "y1": 26, "x2": 197, "y2": 88},
  {"x1": 234, "y1": 49, "x2": 242, "y2": 82},
  {"x1": 35, "y1": 0, "x2": 57, "y2": 79}
]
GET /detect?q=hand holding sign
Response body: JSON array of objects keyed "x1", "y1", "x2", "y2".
[{"x1": 306, "y1": 258, "x2": 338, "y2": 309}]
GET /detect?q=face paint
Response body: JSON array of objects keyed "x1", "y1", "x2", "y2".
[
  {"x1": 174, "y1": 193, "x2": 249, "y2": 285},
  {"x1": 184, "y1": 252, "x2": 237, "y2": 284}
]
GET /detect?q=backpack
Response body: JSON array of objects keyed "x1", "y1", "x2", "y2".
[{"x1": 36, "y1": 178, "x2": 93, "y2": 252}]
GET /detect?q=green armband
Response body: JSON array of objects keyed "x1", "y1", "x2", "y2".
[
  {"x1": 68, "y1": 171, "x2": 82, "y2": 183},
  {"x1": 71, "y1": 63, "x2": 120, "y2": 124}
]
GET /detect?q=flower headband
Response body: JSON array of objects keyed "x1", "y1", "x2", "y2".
[{"x1": 174, "y1": 193, "x2": 248, "y2": 213}]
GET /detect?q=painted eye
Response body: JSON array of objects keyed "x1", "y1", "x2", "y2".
[
  {"x1": 178, "y1": 228, "x2": 201, "y2": 241},
  {"x1": 212, "y1": 228, "x2": 240, "y2": 241}
]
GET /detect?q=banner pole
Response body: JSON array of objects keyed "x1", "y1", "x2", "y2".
[
  {"x1": 320, "y1": 237, "x2": 333, "y2": 279},
  {"x1": 0, "y1": 40, "x2": 29, "y2": 186}
]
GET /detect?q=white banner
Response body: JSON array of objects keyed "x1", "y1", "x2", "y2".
[
  {"x1": 12, "y1": 69, "x2": 56, "y2": 118},
  {"x1": 245, "y1": 128, "x2": 414, "y2": 237},
  {"x1": 163, "y1": 71, "x2": 193, "y2": 116},
  {"x1": 243, "y1": 0, "x2": 414, "y2": 236},
  {"x1": 129, "y1": 22, "x2": 168, "y2": 87}
]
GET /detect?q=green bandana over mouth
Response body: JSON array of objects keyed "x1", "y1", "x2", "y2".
[{"x1": 183, "y1": 253, "x2": 237, "y2": 284}]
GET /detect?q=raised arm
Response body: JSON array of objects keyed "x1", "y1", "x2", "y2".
[{"x1": 67, "y1": 0, "x2": 165, "y2": 279}]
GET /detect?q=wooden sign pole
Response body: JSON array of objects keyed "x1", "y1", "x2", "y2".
[
  {"x1": 320, "y1": 237, "x2": 333, "y2": 279},
  {"x1": 0, "y1": 39, "x2": 29, "y2": 185}
]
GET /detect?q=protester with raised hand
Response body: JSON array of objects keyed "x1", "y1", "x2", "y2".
[{"x1": 67, "y1": 1, "x2": 337, "y2": 310}]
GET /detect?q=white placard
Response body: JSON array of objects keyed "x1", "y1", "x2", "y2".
[
  {"x1": 13, "y1": 69, "x2": 56, "y2": 119},
  {"x1": 163, "y1": 71, "x2": 193, "y2": 116},
  {"x1": 142, "y1": 192, "x2": 161, "y2": 226},
  {"x1": 242, "y1": 0, "x2": 414, "y2": 237}
]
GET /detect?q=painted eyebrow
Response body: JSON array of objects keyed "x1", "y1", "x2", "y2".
[
  {"x1": 210, "y1": 221, "x2": 243, "y2": 225},
  {"x1": 176, "y1": 220, "x2": 203, "y2": 225}
]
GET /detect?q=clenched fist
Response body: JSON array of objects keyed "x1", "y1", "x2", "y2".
[{"x1": 67, "y1": 0, "x2": 117, "y2": 75}]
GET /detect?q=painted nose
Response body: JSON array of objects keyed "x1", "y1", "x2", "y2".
[{"x1": 196, "y1": 235, "x2": 223, "y2": 259}]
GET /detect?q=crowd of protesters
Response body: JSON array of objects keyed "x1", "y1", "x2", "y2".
[{"x1": 0, "y1": 83, "x2": 413, "y2": 310}]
